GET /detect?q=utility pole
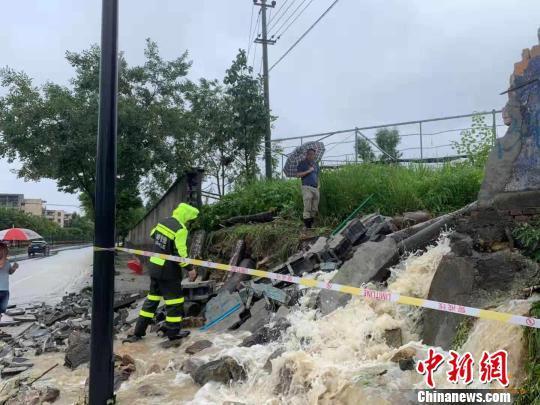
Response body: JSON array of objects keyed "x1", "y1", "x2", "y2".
[
  {"x1": 254, "y1": 0, "x2": 276, "y2": 179},
  {"x1": 89, "y1": 0, "x2": 118, "y2": 403}
]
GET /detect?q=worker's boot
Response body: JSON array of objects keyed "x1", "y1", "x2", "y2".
[
  {"x1": 122, "y1": 334, "x2": 143, "y2": 344},
  {"x1": 167, "y1": 329, "x2": 190, "y2": 341},
  {"x1": 159, "y1": 329, "x2": 191, "y2": 348},
  {"x1": 303, "y1": 218, "x2": 311, "y2": 229}
]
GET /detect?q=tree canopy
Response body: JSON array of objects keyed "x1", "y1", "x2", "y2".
[{"x1": 0, "y1": 41, "x2": 270, "y2": 236}]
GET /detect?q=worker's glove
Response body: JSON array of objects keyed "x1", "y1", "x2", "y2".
[{"x1": 188, "y1": 268, "x2": 198, "y2": 282}]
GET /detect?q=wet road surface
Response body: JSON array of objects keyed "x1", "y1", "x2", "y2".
[{"x1": 9, "y1": 247, "x2": 93, "y2": 306}]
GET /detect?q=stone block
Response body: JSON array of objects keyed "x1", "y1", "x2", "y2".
[
  {"x1": 422, "y1": 254, "x2": 474, "y2": 349},
  {"x1": 319, "y1": 238, "x2": 399, "y2": 315}
]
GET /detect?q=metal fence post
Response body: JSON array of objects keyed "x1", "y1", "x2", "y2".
[
  {"x1": 419, "y1": 122, "x2": 423, "y2": 160},
  {"x1": 354, "y1": 128, "x2": 358, "y2": 164},
  {"x1": 491, "y1": 109, "x2": 497, "y2": 145}
]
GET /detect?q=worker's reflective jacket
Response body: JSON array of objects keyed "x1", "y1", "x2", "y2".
[{"x1": 148, "y1": 203, "x2": 199, "y2": 280}]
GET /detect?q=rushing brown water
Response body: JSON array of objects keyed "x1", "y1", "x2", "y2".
[{"x1": 23, "y1": 235, "x2": 531, "y2": 404}]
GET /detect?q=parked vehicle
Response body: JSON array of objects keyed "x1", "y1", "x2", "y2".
[{"x1": 28, "y1": 240, "x2": 50, "y2": 257}]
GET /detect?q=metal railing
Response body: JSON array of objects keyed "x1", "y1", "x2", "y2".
[{"x1": 271, "y1": 109, "x2": 504, "y2": 174}]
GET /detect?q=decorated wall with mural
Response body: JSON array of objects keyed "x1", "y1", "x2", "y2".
[{"x1": 479, "y1": 29, "x2": 540, "y2": 210}]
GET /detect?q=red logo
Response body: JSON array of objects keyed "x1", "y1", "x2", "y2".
[
  {"x1": 479, "y1": 350, "x2": 509, "y2": 387},
  {"x1": 416, "y1": 348, "x2": 445, "y2": 388},
  {"x1": 447, "y1": 350, "x2": 474, "y2": 385}
]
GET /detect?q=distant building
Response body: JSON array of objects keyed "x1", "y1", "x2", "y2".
[
  {"x1": 0, "y1": 194, "x2": 24, "y2": 210},
  {"x1": 64, "y1": 212, "x2": 73, "y2": 227},
  {"x1": 1, "y1": 193, "x2": 75, "y2": 228},
  {"x1": 22, "y1": 199, "x2": 45, "y2": 216},
  {"x1": 44, "y1": 209, "x2": 65, "y2": 228}
]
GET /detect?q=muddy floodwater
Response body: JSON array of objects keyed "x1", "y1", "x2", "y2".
[{"x1": 23, "y1": 237, "x2": 529, "y2": 404}]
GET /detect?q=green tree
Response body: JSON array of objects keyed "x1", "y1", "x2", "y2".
[
  {"x1": 375, "y1": 128, "x2": 402, "y2": 162},
  {"x1": 0, "y1": 39, "x2": 192, "y2": 237},
  {"x1": 185, "y1": 79, "x2": 237, "y2": 197},
  {"x1": 224, "y1": 50, "x2": 268, "y2": 183},
  {"x1": 356, "y1": 138, "x2": 376, "y2": 162},
  {"x1": 451, "y1": 114, "x2": 493, "y2": 167}
]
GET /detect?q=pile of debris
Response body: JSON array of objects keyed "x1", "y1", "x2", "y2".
[
  {"x1": 201, "y1": 212, "x2": 410, "y2": 337},
  {"x1": 0, "y1": 288, "x2": 142, "y2": 380}
]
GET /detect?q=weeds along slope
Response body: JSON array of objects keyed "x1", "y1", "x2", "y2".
[{"x1": 199, "y1": 163, "x2": 483, "y2": 230}]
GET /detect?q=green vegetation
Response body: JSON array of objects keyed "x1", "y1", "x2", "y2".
[
  {"x1": 451, "y1": 318, "x2": 475, "y2": 351},
  {"x1": 0, "y1": 42, "x2": 267, "y2": 237},
  {"x1": 516, "y1": 301, "x2": 540, "y2": 405},
  {"x1": 356, "y1": 127, "x2": 401, "y2": 162},
  {"x1": 451, "y1": 113, "x2": 494, "y2": 167},
  {"x1": 0, "y1": 208, "x2": 93, "y2": 242},
  {"x1": 512, "y1": 219, "x2": 540, "y2": 262},
  {"x1": 207, "y1": 219, "x2": 329, "y2": 266},
  {"x1": 200, "y1": 163, "x2": 483, "y2": 230}
]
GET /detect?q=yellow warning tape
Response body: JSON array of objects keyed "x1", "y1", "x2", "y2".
[{"x1": 95, "y1": 246, "x2": 540, "y2": 329}]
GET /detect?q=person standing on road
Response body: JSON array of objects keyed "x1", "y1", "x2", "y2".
[
  {"x1": 0, "y1": 243, "x2": 19, "y2": 319},
  {"x1": 124, "y1": 202, "x2": 199, "y2": 345},
  {"x1": 296, "y1": 148, "x2": 320, "y2": 229}
]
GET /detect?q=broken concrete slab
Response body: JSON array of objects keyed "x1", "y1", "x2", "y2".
[
  {"x1": 307, "y1": 237, "x2": 328, "y2": 255},
  {"x1": 327, "y1": 234, "x2": 352, "y2": 260},
  {"x1": 5, "y1": 308, "x2": 25, "y2": 317},
  {"x1": 264, "y1": 348, "x2": 286, "y2": 372},
  {"x1": 249, "y1": 282, "x2": 290, "y2": 305},
  {"x1": 185, "y1": 340, "x2": 213, "y2": 355},
  {"x1": 318, "y1": 237, "x2": 400, "y2": 315},
  {"x1": 237, "y1": 300, "x2": 271, "y2": 333},
  {"x1": 192, "y1": 356, "x2": 246, "y2": 386},
  {"x1": 1, "y1": 366, "x2": 29, "y2": 378},
  {"x1": 12, "y1": 315, "x2": 37, "y2": 323},
  {"x1": 422, "y1": 254, "x2": 475, "y2": 349},
  {"x1": 240, "y1": 317, "x2": 291, "y2": 347},
  {"x1": 202, "y1": 291, "x2": 244, "y2": 332},
  {"x1": 384, "y1": 328, "x2": 403, "y2": 348},
  {"x1": 64, "y1": 331, "x2": 90, "y2": 369}
]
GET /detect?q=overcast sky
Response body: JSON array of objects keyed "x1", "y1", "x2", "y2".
[{"x1": 1, "y1": 0, "x2": 539, "y2": 211}]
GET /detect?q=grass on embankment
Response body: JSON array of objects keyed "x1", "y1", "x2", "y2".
[
  {"x1": 516, "y1": 301, "x2": 540, "y2": 405},
  {"x1": 199, "y1": 162, "x2": 484, "y2": 230},
  {"x1": 206, "y1": 219, "x2": 331, "y2": 267}
]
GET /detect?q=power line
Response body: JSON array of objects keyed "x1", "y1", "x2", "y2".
[
  {"x1": 270, "y1": 0, "x2": 310, "y2": 38},
  {"x1": 247, "y1": 9, "x2": 261, "y2": 60},
  {"x1": 268, "y1": 0, "x2": 299, "y2": 33},
  {"x1": 268, "y1": 0, "x2": 289, "y2": 25},
  {"x1": 274, "y1": 0, "x2": 316, "y2": 39},
  {"x1": 252, "y1": 35, "x2": 259, "y2": 68},
  {"x1": 269, "y1": 0, "x2": 340, "y2": 72},
  {"x1": 246, "y1": 4, "x2": 255, "y2": 57}
]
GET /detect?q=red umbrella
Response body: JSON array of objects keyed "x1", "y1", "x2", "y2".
[{"x1": 0, "y1": 228, "x2": 43, "y2": 241}]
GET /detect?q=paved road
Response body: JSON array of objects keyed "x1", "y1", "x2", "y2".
[
  {"x1": 10, "y1": 244, "x2": 92, "y2": 262},
  {"x1": 9, "y1": 246, "x2": 93, "y2": 306}
]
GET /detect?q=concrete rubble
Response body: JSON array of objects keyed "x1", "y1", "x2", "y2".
[{"x1": 0, "y1": 288, "x2": 143, "y2": 381}]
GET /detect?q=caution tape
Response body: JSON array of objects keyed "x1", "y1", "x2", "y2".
[{"x1": 103, "y1": 246, "x2": 540, "y2": 329}]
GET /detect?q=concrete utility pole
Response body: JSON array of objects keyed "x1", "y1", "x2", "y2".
[{"x1": 254, "y1": 0, "x2": 276, "y2": 179}]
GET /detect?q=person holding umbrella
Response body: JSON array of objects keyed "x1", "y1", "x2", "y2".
[
  {"x1": 296, "y1": 148, "x2": 320, "y2": 229},
  {"x1": 0, "y1": 243, "x2": 19, "y2": 318}
]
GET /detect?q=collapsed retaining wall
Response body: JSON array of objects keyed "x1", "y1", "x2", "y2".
[{"x1": 479, "y1": 32, "x2": 540, "y2": 211}]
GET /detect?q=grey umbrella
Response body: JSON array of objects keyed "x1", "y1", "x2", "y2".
[{"x1": 283, "y1": 141, "x2": 325, "y2": 178}]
